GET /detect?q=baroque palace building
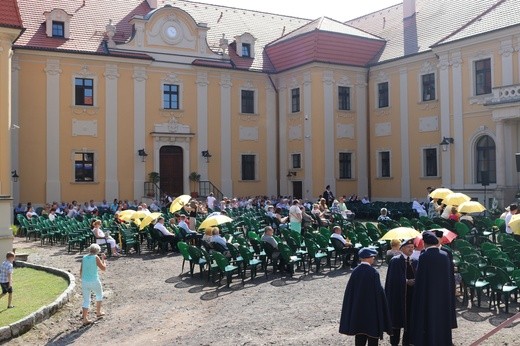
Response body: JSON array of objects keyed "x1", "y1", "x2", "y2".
[{"x1": 1, "y1": 0, "x2": 520, "y2": 251}]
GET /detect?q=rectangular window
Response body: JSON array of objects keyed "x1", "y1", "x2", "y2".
[
  {"x1": 75, "y1": 152, "x2": 94, "y2": 182},
  {"x1": 423, "y1": 148, "x2": 438, "y2": 177},
  {"x1": 338, "y1": 86, "x2": 351, "y2": 110},
  {"x1": 241, "y1": 155, "x2": 255, "y2": 180},
  {"x1": 475, "y1": 58, "x2": 491, "y2": 95},
  {"x1": 378, "y1": 82, "x2": 389, "y2": 108},
  {"x1": 242, "y1": 43, "x2": 251, "y2": 57},
  {"x1": 163, "y1": 84, "x2": 179, "y2": 109},
  {"x1": 75, "y1": 78, "x2": 94, "y2": 106},
  {"x1": 379, "y1": 151, "x2": 390, "y2": 178},
  {"x1": 241, "y1": 90, "x2": 255, "y2": 114},
  {"x1": 339, "y1": 152, "x2": 352, "y2": 179},
  {"x1": 421, "y1": 73, "x2": 436, "y2": 101},
  {"x1": 52, "y1": 21, "x2": 64, "y2": 37},
  {"x1": 291, "y1": 88, "x2": 300, "y2": 113},
  {"x1": 292, "y1": 153, "x2": 301, "y2": 169}
]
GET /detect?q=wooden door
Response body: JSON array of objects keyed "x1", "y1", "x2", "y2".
[
  {"x1": 292, "y1": 181, "x2": 303, "y2": 199},
  {"x1": 160, "y1": 146, "x2": 183, "y2": 196}
]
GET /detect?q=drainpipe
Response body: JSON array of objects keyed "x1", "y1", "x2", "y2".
[
  {"x1": 268, "y1": 74, "x2": 280, "y2": 197},
  {"x1": 366, "y1": 68, "x2": 372, "y2": 200}
]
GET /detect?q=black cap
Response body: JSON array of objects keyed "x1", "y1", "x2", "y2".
[
  {"x1": 358, "y1": 247, "x2": 378, "y2": 259},
  {"x1": 422, "y1": 231, "x2": 439, "y2": 245},
  {"x1": 433, "y1": 229, "x2": 444, "y2": 238}
]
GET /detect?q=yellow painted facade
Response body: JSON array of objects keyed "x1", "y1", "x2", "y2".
[{"x1": 5, "y1": 0, "x2": 520, "y2": 215}]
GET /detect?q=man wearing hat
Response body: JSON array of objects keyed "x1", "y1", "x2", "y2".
[
  {"x1": 385, "y1": 238, "x2": 418, "y2": 346},
  {"x1": 410, "y1": 231, "x2": 455, "y2": 346},
  {"x1": 339, "y1": 247, "x2": 391, "y2": 345}
]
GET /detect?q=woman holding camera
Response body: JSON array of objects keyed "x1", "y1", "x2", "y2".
[{"x1": 80, "y1": 244, "x2": 107, "y2": 325}]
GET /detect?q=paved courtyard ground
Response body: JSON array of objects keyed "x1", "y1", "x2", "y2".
[{"x1": 8, "y1": 238, "x2": 520, "y2": 345}]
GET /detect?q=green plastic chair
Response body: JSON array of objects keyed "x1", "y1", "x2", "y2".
[
  {"x1": 306, "y1": 239, "x2": 328, "y2": 273},
  {"x1": 460, "y1": 263, "x2": 489, "y2": 307},
  {"x1": 212, "y1": 251, "x2": 241, "y2": 287},
  {"x1": 486, "y1": 266, "x2": 518, "y2": 313}
]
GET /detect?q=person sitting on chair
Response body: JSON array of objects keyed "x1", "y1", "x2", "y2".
[
  {"x1": 330, "y1": 226, "x2": 359, "y2": 269},
  {"x1": 153, "y1": 217, "x2": 178, "y2": 251},
  {"x1": 91, "y1": 219, "x2": 120, "y2": 256},
  {"x1": 210, "y1": 228, "x2": 230, "y2": 256},
  {"x1": 176, "y1": 214, "x2": 201, "y2": 243},
  {"x1": 377, "y1": 208, "x2": 392, "y2": 222}
]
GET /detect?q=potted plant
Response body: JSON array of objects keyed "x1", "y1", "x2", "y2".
[
  {"x1": 147, "y1": 172, "x2": 160, "y2": 197},
  {"x1": 189, "y1": 171, "x2": 201, "y2": 198},
  {"x1": 148, "y1": 171, "x2": 160, "y2": 184}
]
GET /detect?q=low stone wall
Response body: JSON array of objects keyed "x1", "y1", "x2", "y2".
[{"x1": 0, "y1": 261, "x2": 76, "y2": 342}]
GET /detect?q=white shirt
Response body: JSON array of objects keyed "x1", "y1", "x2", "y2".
[
  {"x1": 154, "y1": 222, "x2": 172, "y2": 236},
  {"x1": 288, "y1": 205, "x2": 302, "y2": 222},
  {"x1": 331, "y1": 233, "x2": 347, "y2": 245},
  {"x1": 207, "y1": 195, "x2": 216, "y2": 209},
  {"x1": 505, "y1": 212, "x2": 514, "y2": 234}
]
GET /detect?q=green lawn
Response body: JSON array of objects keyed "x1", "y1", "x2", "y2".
[{"x1": 0, "y1": 267, "x2": 68, "y2": 326}]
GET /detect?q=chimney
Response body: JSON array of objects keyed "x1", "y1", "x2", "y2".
[
  {"x1": 146, "y1": 0, "x2": 158, "y2": 9},
  {"x1": 403, "y1": 0, "x2": 416, "y2": 19}
]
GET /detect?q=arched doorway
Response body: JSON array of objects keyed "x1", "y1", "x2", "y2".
[{"x1": 160, "y1": 146, "x2": 183, "y2": 196}]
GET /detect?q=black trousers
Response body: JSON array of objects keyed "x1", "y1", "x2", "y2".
[
  {"x1": 390, "y1": 328, "x2": 410, "y2": 346},
  {"x1": 355, "y1": 335, "x2": 378, "y2": 346}
]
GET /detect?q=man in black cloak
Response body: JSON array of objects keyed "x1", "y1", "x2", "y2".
[
  {"x1": 385, "y1": 238, "x2": 417, "y2": 346},
  {"x1": 339, "y1": 247, "x2": 391, "y2": 346},
  {"x1": 410, "y1": 231, "x2": 455, "y2": 346},
  {"x1": 433, "y1": 229, "x2": 458, "y2": 330}
]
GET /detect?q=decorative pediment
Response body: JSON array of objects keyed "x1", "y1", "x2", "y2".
[
  {"x1": 154, "y1": 117, "x2": 191, "y2": 134},
  {"x1": 114, "y1": 5, "x2": 218, "y2": 61}
]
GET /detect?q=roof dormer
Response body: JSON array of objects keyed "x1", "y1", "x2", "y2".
[
  {"x1": 234, "y1": 32, "x2": 256, "y2": 58},
  {"x1": 44, "y1": 8, "x2": 72, "y2": 39}
]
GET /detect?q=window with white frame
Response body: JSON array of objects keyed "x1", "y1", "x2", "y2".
[
  {"x1": 75, "y1": 78, "x2": 94, "y2": 106},
  {"x1": 339, "y1": 152, "x2": 352, "y2": 179},
  {"x1": 242, "y1": 43, "x2": 251, "y2": 57},
  {"x1": 338, "y1": 86, "x2": 351, "y2": 111},
  {"x1": 75, "y1": 152, "x2": 94, "y2": 182},
  {"x1": 241, "y1": 154, "x2": 256, "y2": 180},
  {"x1": 291, "y1": 153, "x2": 301, "y2": 169},
  {"x1": 241, "y1": 90, "x2": 255, "y2": 114},
  {"x1": 379, "y1": 151, "x2": 391, "y2": 177},
  {"x1": 421, "y1": 73, "x2": 436, "y2": 101},
  {"x1": 378, "y1": 82, "x2": 389, "y2": 108},
  {"x1": 163, "y1": 84, "x2": 179, "y2": 109},
  {"x1": 475, "y1": 135, "x2": 496, "y2": 184},
  {"x1": 291, "y1": 88, "x2": 300, "y2": 113},
  {"x1": 423, "y1": 148, "x2": 438, "y2": 177},
  {"x1": 475, "y1": 58, "x2": 491, "y2": 96},
  {"x1": 44, "y1": 8, "x2": 72, "y2": 39}
]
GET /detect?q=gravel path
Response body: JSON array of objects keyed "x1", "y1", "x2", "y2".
[{"x1": 8, "y1": 238, "x2": 520, "y2": 346}]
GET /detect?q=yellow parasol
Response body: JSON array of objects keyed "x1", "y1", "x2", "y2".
[
  {"x1": 443, "y1": 193, "x2": 471, "y2": 206},
  {"x1": 198, "y1": 214, "x2": 233, "y2": 230},
  {"x1": 169, "y1": 194, "x2": 192, "y2": 213},
  {"x1": 139, "y1": 212, "x2": 163, "y2": 230},
  {"x1": 508, "y1": 214, "x2": 520, "y2": 235},
  {"x1": 380, "y1": 227, "x2": 420, "y2": 241},
  {"x1": 457, "y1": 201, "x2": 486, "y2": 214},
  {"x1": 428, "y1": 188, "x2": 453, "y2": 200},
  {"x1": 118, "y1": 209, "x2": 136, "y2": 222},
  {"x1": 134, "y1": 210, "x2": 151, "y2": 219}
]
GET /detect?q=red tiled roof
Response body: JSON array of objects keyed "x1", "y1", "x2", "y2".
[
  {"x1": 266, "y1": 31, "x2": 386, "y2": 72},
  {"x1": 0, "y1": 0, "x2": 23, "y2": 29},
  {"x1": 15, "y1": 0, "x2": 150, "y2": 54}
]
